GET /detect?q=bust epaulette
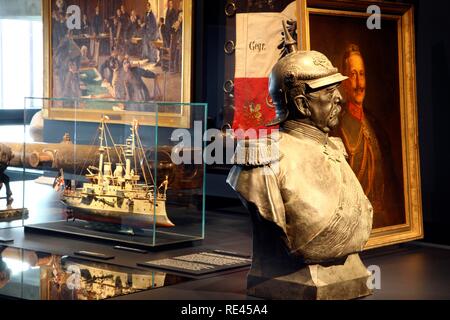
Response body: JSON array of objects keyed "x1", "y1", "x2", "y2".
[{"x1": 232, "y1": 135, "x2": 281, "y2": 167}]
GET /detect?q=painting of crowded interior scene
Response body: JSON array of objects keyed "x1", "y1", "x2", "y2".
[{"x1": 48, "y1": 0, "x2": 188, "y2": 113}]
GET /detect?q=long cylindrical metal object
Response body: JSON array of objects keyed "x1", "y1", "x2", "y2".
[
  {"x1": 7, "y1": 141, "x2": 99, "y2": 172},
  {"x1": 3, "y1": 140, "x2": 203, "y2": 190}
]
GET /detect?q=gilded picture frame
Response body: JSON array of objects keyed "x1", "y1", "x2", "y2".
[
  {"x1": 43, "y1": 0, "x2": 192, "y2": 128},
  {"x1": 297, "y1": 0, "x2": 423, "y2": 249}
]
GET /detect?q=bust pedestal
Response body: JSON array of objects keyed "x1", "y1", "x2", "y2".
[{"x1": 246, "y1": 208, "x2": 372, "y2": 300}]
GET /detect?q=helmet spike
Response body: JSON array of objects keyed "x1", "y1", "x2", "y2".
[{"x1": 282, "y1": 20, "x2": 297, "y2": 54}]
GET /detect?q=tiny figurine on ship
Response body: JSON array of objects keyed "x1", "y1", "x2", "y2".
[{"x1": 60, "y1": 117, "x2": 174, "y2": 229}]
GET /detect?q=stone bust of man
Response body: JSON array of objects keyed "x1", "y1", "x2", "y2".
[{"x1": 227, "y1": 23, "x2": 374, "y2": 300}]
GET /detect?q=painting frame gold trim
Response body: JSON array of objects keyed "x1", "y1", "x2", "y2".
[
  {"x1": 297, "y1": 0, "x2": 423, "y2": 249},
  {"x1": 42, "y1": 0, "x2": 193, "y2": 128}
]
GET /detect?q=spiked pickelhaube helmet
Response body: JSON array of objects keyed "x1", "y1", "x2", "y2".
[{"x1": 267, "y1": 21, "x2": 348, "y2": 126}]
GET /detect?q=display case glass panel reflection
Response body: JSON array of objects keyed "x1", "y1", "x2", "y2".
[
  {"x1": 0, "y1": 98, "x2": 206, "y2": 248},
  {"x1": 0, "y1": 247, "x2": 189, "y2": 300}
]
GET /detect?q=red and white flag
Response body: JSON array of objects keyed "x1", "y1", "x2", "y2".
[{"x1": 232, "y1": 2, "x2": 297, "y2": 136}]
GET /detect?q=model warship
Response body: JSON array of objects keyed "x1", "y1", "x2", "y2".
[{"x1": 60, "y1": 117, "x2": 174, "y2": 228}]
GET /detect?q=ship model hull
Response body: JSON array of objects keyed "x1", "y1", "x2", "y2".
[{"x1": 63, "y1": 190, "x2": 174, "y2": 228}]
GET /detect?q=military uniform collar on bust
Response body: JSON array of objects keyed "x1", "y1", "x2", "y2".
[
  {"x1": 281, "y1": 120, "x2": 329, "y2": 145},
  {"x1": 282, "y1": 120, "x2": 346, "y2": 163}
]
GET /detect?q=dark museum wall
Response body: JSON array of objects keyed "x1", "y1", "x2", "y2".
[
  {"x1": 193, "y1": 0, "x2": 450, "y2": 246},
  {"x1": 413, "y1": 0, "x2": 450, "y2": 245}
]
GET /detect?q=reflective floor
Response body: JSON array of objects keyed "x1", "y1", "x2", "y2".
[{"x1": 0, "y1": 247, "x2": 189, "y2": 300}]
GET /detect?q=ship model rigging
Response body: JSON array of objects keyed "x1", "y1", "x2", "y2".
[{"x1": 60, "y1": 117, "x2": 174, "y2": 228}]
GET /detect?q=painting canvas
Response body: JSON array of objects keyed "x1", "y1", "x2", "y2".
[
  {"x1": 43, "y1": 0, "x2": 192, "y2": 127},
  {"x1": 298, "y1": 0, "x2": 423, "y2": 248}
]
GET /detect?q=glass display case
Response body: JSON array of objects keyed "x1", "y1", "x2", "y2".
[{"x1": 0, "y1": 97, "x2": 207, "y2": 248}]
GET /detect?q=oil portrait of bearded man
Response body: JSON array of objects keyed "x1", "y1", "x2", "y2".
[
  {"x1": 308, "y1": 13, "x2": 407, "y2": 230},
  {"x1": 338, "y1": 44, "x2": 404, "y2": 228}
]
